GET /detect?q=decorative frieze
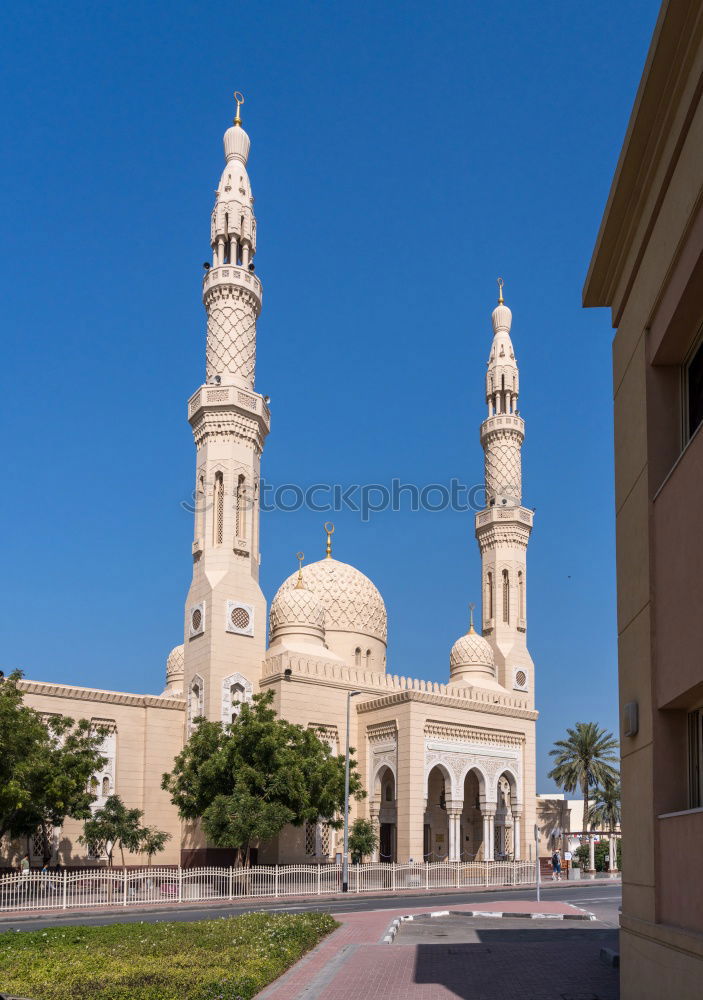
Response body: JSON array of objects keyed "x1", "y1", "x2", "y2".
[
  {"x1": 367, "y1": 721, "x2": 398, "y2": 744},
  {"x1": 424, "y1": 721, "x2": 523, "y2": 749}
]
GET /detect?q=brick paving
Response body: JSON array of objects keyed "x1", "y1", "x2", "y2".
[{"x1": 257, "y1": 900, "x2": 619, "y2": 999}]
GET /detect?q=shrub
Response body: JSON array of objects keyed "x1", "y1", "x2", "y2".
[{"x1": 0, "y1": 910, "x2": 337, "y2": 1000}]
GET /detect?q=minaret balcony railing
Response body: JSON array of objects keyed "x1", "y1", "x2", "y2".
[
  {"x1": 480, "y1": 414, "x2": 524, "y2": 438},
  {"x1": 475, "y1": 506, "x2": 534, "y2": 530},
  {"x1": 202, "y1": 264, "x2": 263, "y2": 308},
  {"x1": 187, "y1": 383, "x2": 271, "y2": 430}
]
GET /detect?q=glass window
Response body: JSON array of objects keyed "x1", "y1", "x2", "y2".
[
  {"x1": 688, "y1": 708, "x2": 703, "y2": 809},
  {"x1": 686, "y1": 336, "x2": 703, "y2": 441}
]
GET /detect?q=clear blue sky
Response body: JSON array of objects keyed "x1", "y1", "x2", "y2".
[{"x1": 2, "y1": 0, "x2": 660, "y2": 792}]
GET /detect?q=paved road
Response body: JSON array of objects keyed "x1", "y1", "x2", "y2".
[{"x1": 0, "y1": 881, "x2": 621, "y2": 932}]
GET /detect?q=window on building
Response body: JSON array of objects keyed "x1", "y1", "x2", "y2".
[
  {"x1": 518, "y1": 570, "x2": 525, "y2": 620},
  {"x1": 354, "y1": 647, "x2": 361, "y2": 667},
  {"x1": 235, "y1": 475, "x2": 245, "y2": 538},
  {"x1": 304, "y1": 821, "x2": 316, "y2": 856},
  {"x1": 230, "y1": 681, "x2": 246, "y2": 723},
  {"x1": 196, "y1": 473, "x2": 205, "y2": 539},
  {"x1": 502, "y1": 570, "x2": 510, "y2": 623},
  {"x1": 102, "y1": 777, "x2": 110, "y2": 797},
  {"x1": 486, "y1": 572, "x2": 494, "y2": 620},
  {"x1": 365, "y1": 649, "x2": 371, "y2": 668},
  {"x1": 213, "y1": 472, "x2": 224, "y2": 545},
  {"x1": 688, "y1": 708, "x2": 703, "y2": 809},
  {"x1": 685, "y1": 335, "x2": 703, "y2": 442}
]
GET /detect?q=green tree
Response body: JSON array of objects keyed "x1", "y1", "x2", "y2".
[
  {"x1": 162, "y1": 690, "x2": 363, "y2": 864},
  {"x1": 141, "y1": 827, "x2": 172, "y2": 866},
  {"x1": 575, "y1": 838, "x2": 621, "y2": 872},
  {"x1": 590, "y1": 781, "x2": 621, "y2": 833},
  {"x1": 79, "y1": 795, "x2": 163, "y2": 867},
  {"x1": 348, "y1": 818, "x2": 378, "y2": 863},
  {"x1": 547, "y1": 722, "x2": 619, "y2": 840},
  {"x1": 0, "y1": 670, "x2": 108, "y2": 862}
]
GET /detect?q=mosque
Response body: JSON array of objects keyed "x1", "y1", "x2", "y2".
[{"x1": 4, "y1": 99, "x2": 538, "y2": 868}]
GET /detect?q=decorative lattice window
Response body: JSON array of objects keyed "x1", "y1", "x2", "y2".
[
  {"x1": 319, "y1": 824, "x2": 330, "y2": 857},
  {"x1": 514, "y1": 668, "x2": 528, "y2": 691},
  {"x1": 87, "y1": 839, "x2": 106, "y2": 860},
  {"x1": 226, "y1": 601, "x2": 254, "y2": 636},
  {"x1": 235, "y1": 474, "x2": 245, "y2": 538},
  {"x1": 518, "y1": 570, "x2": 525, "y2": 620},
  {"x1": 304, "y1": 822, "x2": 316, "y2": 856},
  {"x1": 486, "y1": 572, "x2": 494, "y2": 620},
  {"x1": 214, "y1": 472, "x2": 224, "y2": 545},
  {"x1": 190, "y1": 603, "x2": 205, "y2": 637},
  {"x1": 31, "y1": 829, "x2": 44, "y2": 861},
  {"x1": 231, "y1": 606, "x2": 250, "y2": 631},
  {"x1": 502, "y1": 570, "x2": 510, "y2": 623}
]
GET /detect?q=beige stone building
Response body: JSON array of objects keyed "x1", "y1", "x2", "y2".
[
  {"x1": 3, "y1": 103, "x2": 538, "y2": 870},
  {"x1": 584, "y1": 1, "x2": 703, "y2": 996}
]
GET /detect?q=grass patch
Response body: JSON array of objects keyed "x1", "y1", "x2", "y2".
[{"x1": 0, "y1": 910, "x2": 338, "y2": 1000}]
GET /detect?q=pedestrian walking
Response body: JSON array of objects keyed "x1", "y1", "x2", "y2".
[
  {"x1": 20, "y1": 854, "x2": 30, "y2": 874},
  {"x1": 551, "y1": 849, "x2": 562, "y2": 881}
]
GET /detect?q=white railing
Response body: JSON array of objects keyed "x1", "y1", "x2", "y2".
[{"x1": 0, "y1": 861, "x2": 536, "y2": 913}]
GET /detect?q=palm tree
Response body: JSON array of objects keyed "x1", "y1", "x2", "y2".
[
  {"x1": 590, "y1": 781, "x2": 621, "y2": 833},
  {"x1": 547, "y1": 722, "x2": 619, "y2": 834}
]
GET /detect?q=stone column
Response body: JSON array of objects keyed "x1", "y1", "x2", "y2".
[
  {"x1": 370, "y1": 803, "x2": 380, "y2": 863},
  {"x1": 396, "y1": 706, "x2": 426, "y2": 862},
  {"x1": 447, "y1": 806, "x2": 462, "y2": 861},
  {"x1": 608, "y1": 835, "x2": 617, "y2": 873},
  {"x1": 484, "y1": 812, "x2": 496, "y2": 861},
  {"x1": 588, "y1": 835, "x2": 596, "y2": 873},
  {"x1": 513, "y1": 812, "x2": 522, "y2": 861}
]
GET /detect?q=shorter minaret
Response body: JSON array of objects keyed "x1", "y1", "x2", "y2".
[{"x1": 474, "y1": 281, "x2": 535, "y2": 703}]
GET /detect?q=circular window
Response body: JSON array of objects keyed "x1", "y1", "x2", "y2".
[
  {"x1": 191, "y1": 608, "x2": 202, "y2": 632},
  {"x1": 515, "y1": 670, "x2": 527, "y2": 688},
  {"x1": 230, "y1": 606, "x2": 250, "y2": 631}
]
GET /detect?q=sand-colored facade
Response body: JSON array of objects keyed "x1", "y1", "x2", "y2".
[
  {"x1": 2, "y1": 106, "x2": 538, "y2": 871},
  {"x1": 584, "y1": 2, "x2": 703, "y2": 995}
]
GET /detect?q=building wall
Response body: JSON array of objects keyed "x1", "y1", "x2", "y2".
[
  {"x1": 584, "y1": 3, "x2": 703, "y2": 994},
  {"x1": 1, "y1": 681, "x2": 185, "y2": 868}
]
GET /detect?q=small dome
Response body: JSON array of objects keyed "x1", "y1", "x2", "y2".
[
  {"x1": 270, "y1": 583, "x2": 325, "y2": 634},
  {"x1": 161, "y1": 644, "x2": 184, "y2": 697},
  {"x1": 492, "y1": 302, "x2": 512, "y2": 335},
  {"x1": 273, "y1": 558, "x2": 387, "y2": 643},
  {"x1": 450, "y1": 628, "x2": 495, "y2": 675},
  {"x1": 166, "y1": 644, "x2": 184, "y2": 679},
  {"x1": 223, "y1": 124, "x2": 250, "y2": 164}
]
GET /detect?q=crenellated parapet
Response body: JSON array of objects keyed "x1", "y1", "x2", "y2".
[{"x1": 261, "y1": 651, "x2": 535, "y2": 717}]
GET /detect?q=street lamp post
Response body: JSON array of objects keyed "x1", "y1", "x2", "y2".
[{"x1": 342, "y1": 690, "x2": 361, "y2": 892}]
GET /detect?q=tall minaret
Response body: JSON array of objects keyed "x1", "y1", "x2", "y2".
[
  {"x1": 183, "y1": 94, "x2": 270, "y2": 727},
  {"x1": 475, "y1": 280, "x2": 535, "y2": 705}
]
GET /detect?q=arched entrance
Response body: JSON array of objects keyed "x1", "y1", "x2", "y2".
[
  {"x1": 461, "y1": 768, "x2": 486, "y2": 860},
  {"x1": 424, "y1": 764, "x2": 451, "y2": 861},
  {"x1": 495, "y1": 770, "x2": 521, "y2": 860},
  {"x1": 373, "y1": 765, "x2": 396, "y2": 862}
]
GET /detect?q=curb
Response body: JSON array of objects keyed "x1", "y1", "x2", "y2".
[{"x1": 382, "y1": 906, "x2": 596, "y2": 941}]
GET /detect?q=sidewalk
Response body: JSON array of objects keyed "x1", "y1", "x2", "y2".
[{"x1": 257, "y1": 899, "x2": 618, "y2": 999}]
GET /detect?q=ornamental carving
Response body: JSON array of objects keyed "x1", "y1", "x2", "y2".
[
  {"x1": 367, "y1": 721, "x2": 398, "y2": 743},
  {"x1": 424, "y1": 721, "x2": 522, "y2": 748},
  {"x1": 424, "y1": 743, "x2": 521, "y2": 804}
]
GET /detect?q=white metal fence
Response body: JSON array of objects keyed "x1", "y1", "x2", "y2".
[{"x1": 0, "y1": 861, "x2": 536, "y2": 913}]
